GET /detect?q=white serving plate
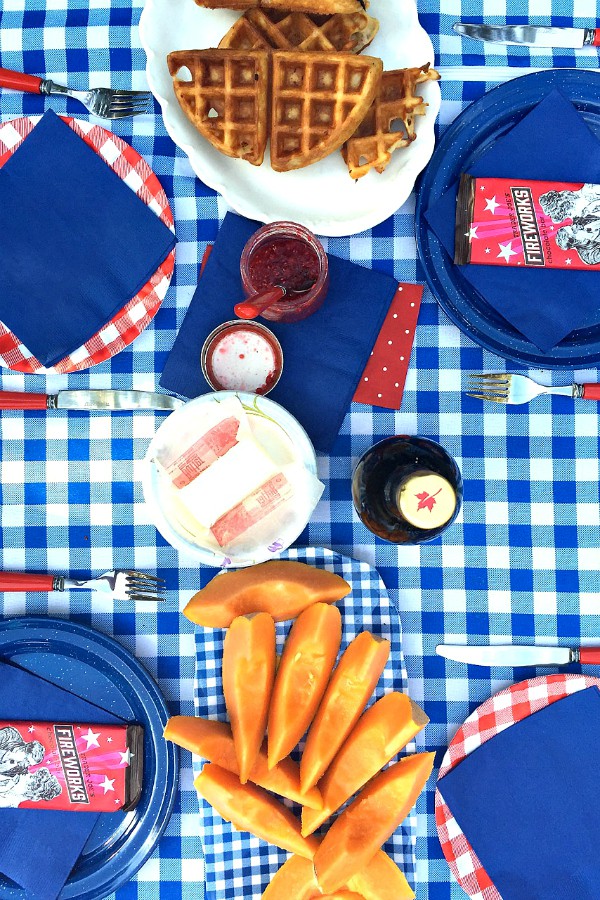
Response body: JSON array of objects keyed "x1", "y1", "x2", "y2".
[
  {"x1": 142, "y1": 391, "x2": 318, "y2": 567},
  {"x1": 140, "y1": 0, "x2": 440, "y2": 236}
]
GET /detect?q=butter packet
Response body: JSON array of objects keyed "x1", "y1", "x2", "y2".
[{"x1": 152, "y1": 395, "x2": 323, "y2": 557}]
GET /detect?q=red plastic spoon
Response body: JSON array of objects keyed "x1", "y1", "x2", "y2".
[
  {"x1": 234, "y1": 277, "x2": 318, "y2": 320},
  {"x1": 234, "y1": 286, "x2": 286, "y2": 320}
]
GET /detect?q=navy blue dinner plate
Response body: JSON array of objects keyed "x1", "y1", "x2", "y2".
[
  {"x1": 0, "y1": 617, "x2": 178, "y2": 900},
  {"x1": 415, "y1": 69, "x2": 600, "y2": 369}
]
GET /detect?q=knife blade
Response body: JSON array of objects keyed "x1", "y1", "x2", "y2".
[
  {"x1": 0, "y1": 390, "x2": 184, "y2": 411},
  {"x1": 435, "y1": 644, "x2": 600, "y2": 667},
  {"x1": 453, "y1": 22, "x2": 600, "y2": 48}
]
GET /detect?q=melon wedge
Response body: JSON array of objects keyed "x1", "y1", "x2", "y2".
[
  {"x1": 262, "y1": 851, "x2": 414, "y2": 900},
  {"x1": 183, "y1": 560, "x2": 351, "y2": 628},
  {"x1": 300, "y1": 631, "x2": 390, "y2": 793},
  {"x1": 223, "y1": 612, "x2": 276, "y2": 783},
  {"x1": 302, "y1": 692, "x2": 428, "y2": 835},
  {"x1": 195, "y1": 763, "x2": 319, "y2": 859},
  {"x1": 268, "y1": 603, "x2": 342, "y2": 769},
  {"x1": 313, "y1": 752, "x2": 435, "y2": 893},
  {"x1": 164, "y1": 716, "x2": 323, "y2": 809}
]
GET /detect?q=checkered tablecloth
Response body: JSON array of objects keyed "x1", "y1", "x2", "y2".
[{"x1": 0, "y1": 1, "x2": 599, "y2": 899}]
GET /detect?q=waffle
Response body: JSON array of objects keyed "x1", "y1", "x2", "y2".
[
  {"x1": 219, "y1": 9, "x2": 379, "y2": 53},
  {"x1": 342, "y1": 63, "x2": 440, "y2": 179},
  {"x1": 194, "y1": 0, "x2": 368, "y2": 15},
  {"x1": 270, "y1": 50, "x2": 382, "y2": 172},
  {"x1": 167, "y1": 49, "x2": 270, "y2": 166}
]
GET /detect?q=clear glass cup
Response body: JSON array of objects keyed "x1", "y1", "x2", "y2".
[{"x1": 240, "y1": 221, "x2": 329, "y2": 323}]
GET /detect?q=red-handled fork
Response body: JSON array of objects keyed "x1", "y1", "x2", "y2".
[
  {"x1": 467, "y1": 373, "x2": 600, "y2": 405},
  {"x1": 0, "y1": 570, "x2": 165, "y2": 602},
  {"x1": 0, "y1": 68, "x2": 151, "y2": 119}
]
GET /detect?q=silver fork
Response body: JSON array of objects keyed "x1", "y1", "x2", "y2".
[
  {"x1": 0, "y1": 570, "x2": 165, "y2": 602},
  {"x1": 466, "y1": 373, "x2": 600, "y2": 405},
  {"x1": 0, "y1": 67, "x2": 151, "y2": 119}
]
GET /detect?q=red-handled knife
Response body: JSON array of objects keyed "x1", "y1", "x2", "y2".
[
  {"x1": 453, "y1": 23, "x2": 600, "y2": 48},
  {"x1": 0, "y1": 390, "x2": 183, "y2": 411},
  {"x1": 437, "y1": 644, "x2": 600, "y2": 667}
]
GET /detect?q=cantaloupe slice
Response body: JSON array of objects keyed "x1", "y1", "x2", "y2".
[
  {"x1": 262, "y1": 850, "x2": 414, "y2": 900},
  {"x1": 223, "y1": 612, "x2": 276, "y2": 783},
  {"x1": 195, "y1": 763, "x2": 319, "y2": 859},
  {"x1": 300, "y1": 631, "x2": 391, "y2": 793},
  {"x1": 183, "y1": 560, "x2": 351, "y2": 628},
  {"x1": 164, "y1": 716, "x2": 323, "y2": 809},
  {"x1": 268, "y1": 603, "x2": 342, "y2": 769},
  {"x1": 313, "y1": 752, "x2": 435, "y2": 893},
  {"x1": 301, "y1": 692, "x2": 428, "y2": 835}
]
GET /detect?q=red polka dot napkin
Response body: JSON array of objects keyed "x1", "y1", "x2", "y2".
[{"x1": 353, "y1": 283, "x2": 423, "y2": 410}]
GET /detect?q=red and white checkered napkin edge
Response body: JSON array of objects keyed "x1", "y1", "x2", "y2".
[
  {"x1": 435, "y1": 673, "x2": 600, "y2": 900},
  {"x1": 0, "y1": 116, "x2": 175, "y2": 375}
]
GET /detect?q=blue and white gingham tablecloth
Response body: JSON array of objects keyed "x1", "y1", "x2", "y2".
[{"x1": 0, "y1": 1, "x2": 599, "y2": 898}]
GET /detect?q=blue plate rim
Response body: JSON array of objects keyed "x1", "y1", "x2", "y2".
[
  {"x1": 0, "y1": 616, "x2": 179, "y2": 900},
  {"x1": 415, "y1": 68, "x2": 600, "y2": 370}
]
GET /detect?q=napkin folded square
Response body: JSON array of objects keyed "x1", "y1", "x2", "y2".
[
  {"x1": 438, "y1": 686, "x2": 600, "y2": 900},
  {"x1": 425, "y1": 90, "x2": 600, "y2": 352},
  {"x1": 160, "y1": 212, "x2": 398, "y2": 451},
  {"x1": 0, "y1": 110, "x2": 176, "y2": 367},
  {"x1": 0, "y1": 657, "x2": 122, "y2": 900}
]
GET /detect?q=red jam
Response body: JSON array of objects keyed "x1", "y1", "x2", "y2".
[
  {"x1": 240, "y1": 222, "x2": 329, "y2": 323},
  {"x1": 248, "y1": 238, "x2": 320, "y2": 294}
]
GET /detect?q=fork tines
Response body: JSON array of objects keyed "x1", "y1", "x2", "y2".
[
  {"x1": 466, "y1": 373, "x2": 511, "y2": 402},
  {"x1": 125, "y1": 570, "x2": 166, "y2": 602}
]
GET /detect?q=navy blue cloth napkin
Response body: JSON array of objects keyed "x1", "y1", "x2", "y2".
[
  {"x1": 0, "y1": 658, "x2": 121, "y2": 900},
  {"x1": 0, "y1": 110, "x2": 176, "y2": 367},
  {"x1": 438, "y1": 686, "x2": 600, "y2": 900},
  {"x1": 425, "y1": 90, "x2": 600, "y2": 352},
  {"x1": 160, "y1": 212, "x2": 397, "y2": 452}
]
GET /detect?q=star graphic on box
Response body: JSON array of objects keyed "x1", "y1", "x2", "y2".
[
  {"x1": 484, "y1": 196, "x2": 500, "y2": 214},
  {"x1": 497, "y1": 240, "x2": 517, "y2": 263},
  {"x1": 100, "y1": 776, "x2": 116, "y2": 794},
  {"x1": 82, "y1": 728, "x2": 101, "y2": 750},
  {"x1": 119, "y1": 749, "x2": 132, "y2": 766}
]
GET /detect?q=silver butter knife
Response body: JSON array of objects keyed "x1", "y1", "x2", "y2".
[
  {"x1": 436, "y1": 644, "x2": 600, "y2": 667},
  {"x1": 0, "y1": 389, "x2": 184, "y2": 411},
  {"x1": 453, "y1": 22, "x2": 600, "y2": 48}
]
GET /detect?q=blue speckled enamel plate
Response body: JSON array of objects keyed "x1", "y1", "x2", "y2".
[
  {"x1": 0, "y1": 617, "x2": 178, "y2": 900},
  {"x1": 416, "y1": 69, "x2": 600, "y2": 369}
]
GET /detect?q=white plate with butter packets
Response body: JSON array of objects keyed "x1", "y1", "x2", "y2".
[
  {"x1": 142, "y1": 391, "x2": 321, "y2": 567},
  {"x1": 139, "y1": 0, "x2": 440, "y2": 236}
]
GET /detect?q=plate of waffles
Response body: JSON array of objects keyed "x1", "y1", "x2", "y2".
[{"x1": 140, "y1": 0, "x2": 440, "y2": 236}]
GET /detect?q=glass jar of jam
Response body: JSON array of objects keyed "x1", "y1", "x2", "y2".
[
  {"x1": 240, "y1": 221, "x2": 329, "y2": 323},
  {"x1": 352, "y1": 436, "x2": 463, "y2": 544},
  {"x1": 201, "y1": 320, "x2": 283, "y2": 396}
]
